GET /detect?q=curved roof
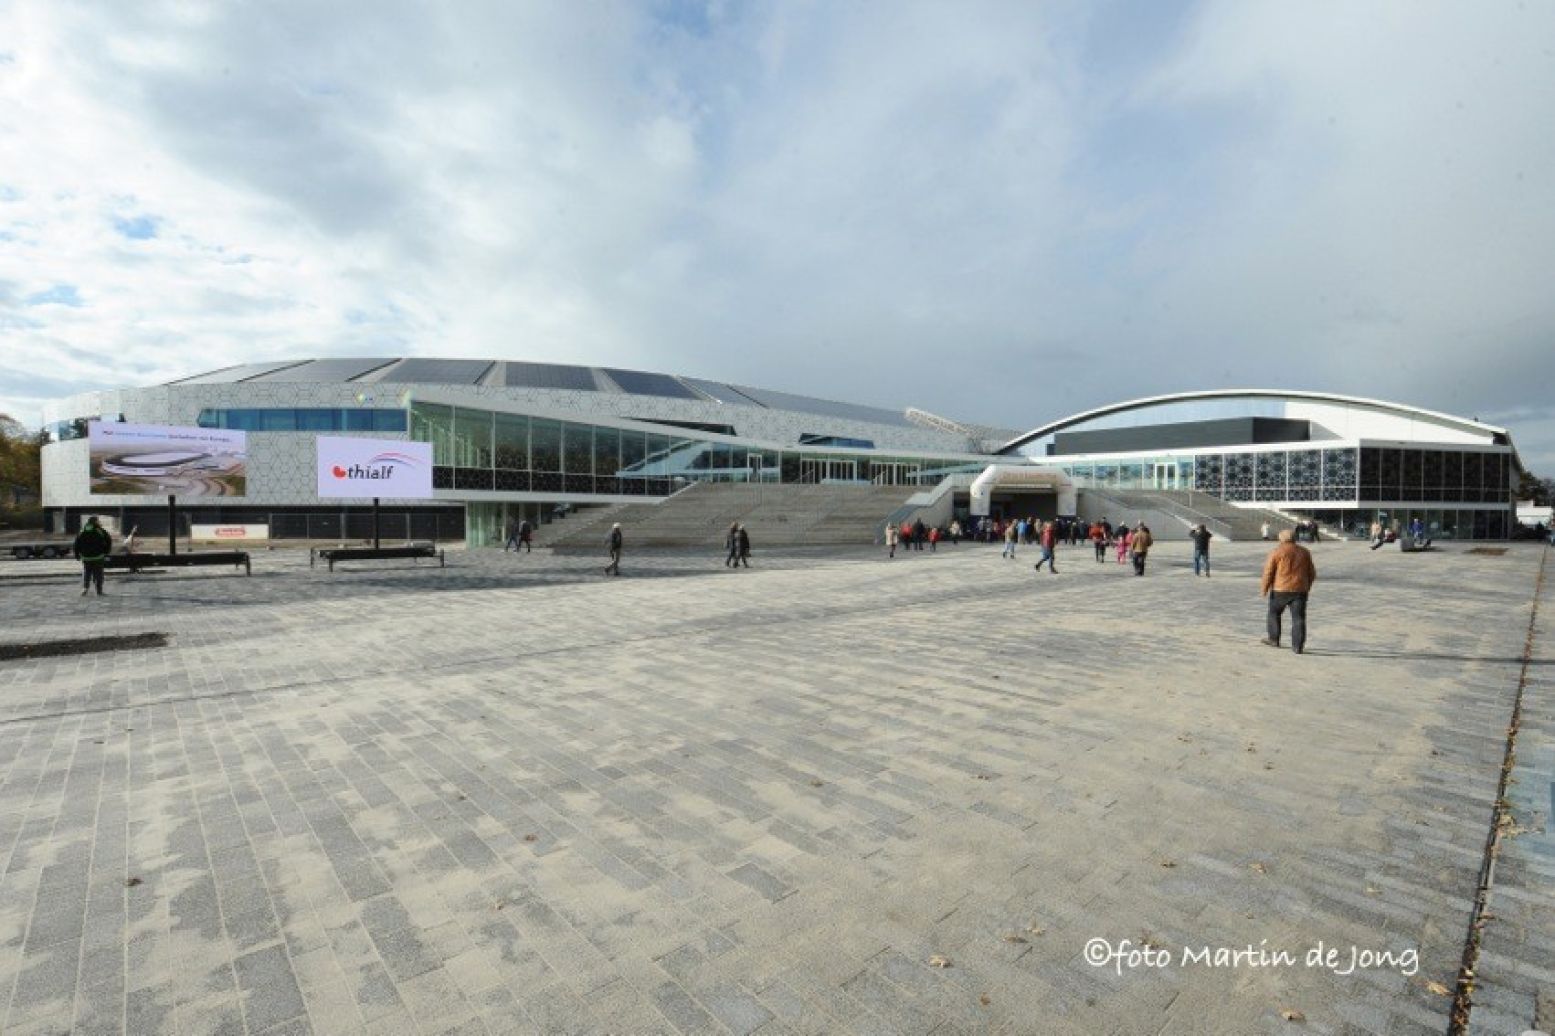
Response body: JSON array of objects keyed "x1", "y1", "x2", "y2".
[
  {"x1": 998, "y1": 389, "x2": 1509, "y2": 454},
  {"x1": 166, "y1": 356, "x2": 921, "y2": 428}
]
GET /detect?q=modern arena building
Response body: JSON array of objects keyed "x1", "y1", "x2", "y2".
[{"x1": 39, "y1": 359, "x2": 1522, "y2": 543}]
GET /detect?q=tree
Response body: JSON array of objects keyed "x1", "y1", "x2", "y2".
[
  {"x1": 0, "y1": 414, "x2": 44, "y2": 509},
  {"x1": 1516, "y1": 467, "x2": 1553, "y2": 506}
]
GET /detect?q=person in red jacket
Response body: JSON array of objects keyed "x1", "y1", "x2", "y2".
[
  {"x1": 1088, "y1": 520, "x2": 1107, "y2": 563},
  {"x1": 1033, "y1": 520, "x2": 1059, "y2": 574}
]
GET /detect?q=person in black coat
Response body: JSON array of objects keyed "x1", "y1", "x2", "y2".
[{"x1": 74, "y1": 516, "x2": 113, "y2": 596}]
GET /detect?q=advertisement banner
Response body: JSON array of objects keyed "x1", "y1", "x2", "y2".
[
  {"x1": 89, "y1": 421, "x2": 248, "y2": 497},
  {"x1": 316, "y1": 437, "x2": 434, "y2": 499},
  {"x1": 190, "y1": 524, "x2": 270, "y2": 543}
]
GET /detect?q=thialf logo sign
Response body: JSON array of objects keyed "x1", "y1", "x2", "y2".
[
  {"x1": 330, "y1": 452, "x2": 424, "y2": 481},
  {"x1": 316, "y1": 439, "x2": 434, "y2": 499}
]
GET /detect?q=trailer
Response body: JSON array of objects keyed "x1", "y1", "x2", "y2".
[{"x1": 8, "y1": 541, "x2": 76, "y2": 560}]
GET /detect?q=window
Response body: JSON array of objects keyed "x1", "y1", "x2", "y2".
[
  {"x1": 198, "y1": 408, "x2": 409, "y2": 433},
  {"x1": 531, "y1": 419, "x2": 562, "y2": 472}
]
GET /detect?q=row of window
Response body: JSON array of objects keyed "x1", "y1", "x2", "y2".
[
  {"x1": 196, "y1": 408, "x2": 409, "y2": 432},
  {"x1": 1058, "y1": 446, "x2": 1512, "y2": 503},
  {"x1": 409, "y1": 402, "x2": 976, "y2": 487}
]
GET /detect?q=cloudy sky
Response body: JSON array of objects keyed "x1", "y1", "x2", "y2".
[{"x1": 2, "y1": 1, "x2": 1553, "y2": 466}]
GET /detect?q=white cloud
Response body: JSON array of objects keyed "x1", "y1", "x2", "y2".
[{"x1": 0, "y1": 0, "x2": 1552, "y2": 468}]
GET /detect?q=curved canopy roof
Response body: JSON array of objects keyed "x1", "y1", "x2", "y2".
[
  {"x1": 166, "y1": 357, "x2": 921, "y2": 428},
  {"x1": 998, "y1": 389, "x2": 1510, "y2": 454}
]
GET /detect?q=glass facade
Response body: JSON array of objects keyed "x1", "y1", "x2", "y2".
[
  {"x1": 1053, "y1": 443, "x2": 1513, "y2": 538},
  {"x1": 1056, "y1": 445, "x2": 1510, "y2": 505},
  {"x1": 407, "y1": 402, "x2": 984, "y2": 496},
  {"x1": 197, "y1": 408, "x2": 408, "y2": 432}
]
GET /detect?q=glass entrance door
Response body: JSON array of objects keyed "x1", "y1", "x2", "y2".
[
  {"x1": 870, "y1": 462, "x2": 920, "y2": 486},
  {"x1": 1150, "y1": 462, "x2": 1180, "y2": 490},
  {"x1": 802, "y1": 459, "x2": 858, "y2": 483}
]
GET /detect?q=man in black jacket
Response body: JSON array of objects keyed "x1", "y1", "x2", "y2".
[
  {"x1": 605, "y1": 523, "x2": 623, "y2": 576},
  {"x1": 1190, "y1": 523, "x2": 1212, "y2": 577},
  {"x1": 74, "y1": 516, "x2": 113, "y2": 596}
]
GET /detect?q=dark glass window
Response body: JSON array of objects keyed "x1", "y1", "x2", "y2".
[
  {"x1": 1463, "y1": 452, "x2": 1483, "y2": 494},
  {"x1": 295, "y1": 409, "x2": 334, "y2": 431},
  {"x1": 562, "y1": 423, "x2": 592, "y2": 475},
  {"x1": 531, "y1": 419, "x2": 561, "y2": 472},
  {"x1": 1378, "y1": 449, "x2": 1401, "y2": 494},
  {"x1": 1442, "y1": 451, "x2": 1463, "y2": 502},
  {"x1": 1400, "y1": 450, "x2": 1423, "y2": 501},
  {"x1": 593, "y1": 427, "x2": 620, "y2": 478},
  {"x1": 494, "y1": 413, "x2": 528, "y2": 470},
  {"x1": 1421, "y1": 451, "x2": 1443, "y2": 501}
]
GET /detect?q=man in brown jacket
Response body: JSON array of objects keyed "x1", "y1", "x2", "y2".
[{"x1": 1260, "y1": 528, "x2": 1317, "y2": 653}]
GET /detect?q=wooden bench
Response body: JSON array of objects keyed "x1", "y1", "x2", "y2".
[
  {"x1": 310, "y1": 544, "x2": 444, "y2": 572},
  {"x1": 104, "y1": 551, "x2": 252, "y2": 575}
]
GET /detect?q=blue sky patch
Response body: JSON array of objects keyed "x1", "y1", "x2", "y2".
[
  {"x1": 25, "y1": 284, "x2": 82, "y2": 307},
  {"x1": 113, "y1": 214, "x2": 160, "y2": 240}
]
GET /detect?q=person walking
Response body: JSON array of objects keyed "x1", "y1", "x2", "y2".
[
  {"x1": 503, "y1": 516, "x2": 521, "y2": 552},
  {"x1": 1190, "y1": 523, "x2": 1212, "y2": 577},
  {"x1": 1369, "y1": 519, "x2": 1385, "y2": 550},
  {"x1": 1002, "y1": 520, "x2": 1018, "y2": 559},
  {"x1": 1260, "y1": 528, "x2": 1317, "y2": 653},
  {"x1": 605, "y1": 523, "x2": 623, "y2": 576},
  {"x1": 724, "y1": 522, "x2": 741, "y2": 568},
  {"x1": 1033, "y1": 520, "x2": 1059, "y2": 573},
  {"x1": 1089, "y1": 520, "x2": 1107, "y2": 563},
  {"x1": 928, "y1": 525, "x2": 940, "y2": 553},
  {"x1": 949, "y1": 519, "x2": 962, "y2": 545},
  {"x1": 1116, "y1": 525, "x2": 1132, "y2": 564},
  {"x1": 74, "y1": 516, "x2": 113, "y2": 597},
  {"x1": 885, "y1": 522, "x2": 899, "y2": 558},
  {"x1": 737, "y1": 524, "x2": 751, "y2": 568},
  {"x1": 518, "y1": 518, "x2": 533, "y2": 552},
  {"x1": 1129, "y1": 522, "x2": 1153, "y2": 576},
  {"x1": 912, "y1": 517, "x2": 926, "y2": 551},
  {"x1": 1260, "y1": 521, "x2": 1271, "y2": 541}
]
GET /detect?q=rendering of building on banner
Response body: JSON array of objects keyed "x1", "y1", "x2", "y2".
[{"x1": 39, "y1": 360, "x2": 1524, "y2": 543}]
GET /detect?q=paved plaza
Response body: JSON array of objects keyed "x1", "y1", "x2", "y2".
[{"x1": 0, "y1": 538, "x2": 1550, "y2": 1035}]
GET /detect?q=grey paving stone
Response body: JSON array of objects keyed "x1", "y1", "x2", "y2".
[
  {"x1": 0, "y1": 543, "x2": 1550, "y2": 1034},
  {"x1": 233, "y1": 943, "x2": 306, "y2": 1033}
]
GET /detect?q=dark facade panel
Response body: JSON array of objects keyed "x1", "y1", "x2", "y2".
[
  {"x1": 499, "y1": 362, "x2": 600, "y2": 391},
  {"x1": 1053, "y1": 417, "x2": 1312, "y2": 455},
  {"x1": 601, "y1": 368, "x2": 700, "y2": 399},
  {"x1": 169, "y1": 361, "x2": 310, "y2": 384},
  {"x1": 371, "y1": 359, "x2": 495, "y2": 385},
  {"x1": 681, "y1": 378, "x2": 763, "y2": 405},
  {"x1": 728, "y1": 385, "x2": 913, "y2": 427},
  {"x1": 246, "y1": 358, "x2": 399, "y2": 383}
]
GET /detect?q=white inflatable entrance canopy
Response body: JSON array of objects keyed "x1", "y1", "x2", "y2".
[{"x1": 969, "y1": 465, "x2": 1077, "y2": 517}]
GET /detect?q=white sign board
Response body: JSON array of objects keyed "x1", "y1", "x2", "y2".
[
  {"x1": 316, "y1": 437, "x2": 433, "y2": 499},
  {"x1": 190, "y1": 524, "x2": 270, "y2": 543},
  {"x1": 89, "y1": 421, "x2": 247, "y2": 497}
]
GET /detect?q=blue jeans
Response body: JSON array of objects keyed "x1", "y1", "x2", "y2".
[{"x1": 1194, "y1": 549, "x2": 1210, "y2": 575}]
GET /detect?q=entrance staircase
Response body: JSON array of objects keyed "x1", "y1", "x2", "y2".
[
  {"x1": 1077, "y1": 489, "x2": 1299, "y2": 541},
  {"x1": 540, "y1": 482, "x2": 916, "y2": 550}
]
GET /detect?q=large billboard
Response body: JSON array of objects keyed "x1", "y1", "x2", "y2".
[
  {"x1": 316, "y1": 437, "x2": 433, "y2": 499},
  {"x1": 89, "y1": 421, "x2": 247, "y2": 497}
]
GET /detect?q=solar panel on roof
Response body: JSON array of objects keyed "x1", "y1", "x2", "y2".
[
  {"x1": 170, "y1": 361, "x2": 308, "y2": 384},
  {"x1": 729, "y1": 385, "x2": 913, "y2": 426},
  {"x1": 500, "y1": 362, "x2": 599, "y2": 391},
  {"x1": 246, "y1": 358, "x2": 398, "y2": 383},
  {"x1": 372, "y1": 359, "x2": 494, "y2": 385},
  {"x1": 681, "y1": 378, "x2": 762, "y2": 406},
  {"x1": 601, "y1": 369, "x2": 699, "y2": 400}
]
